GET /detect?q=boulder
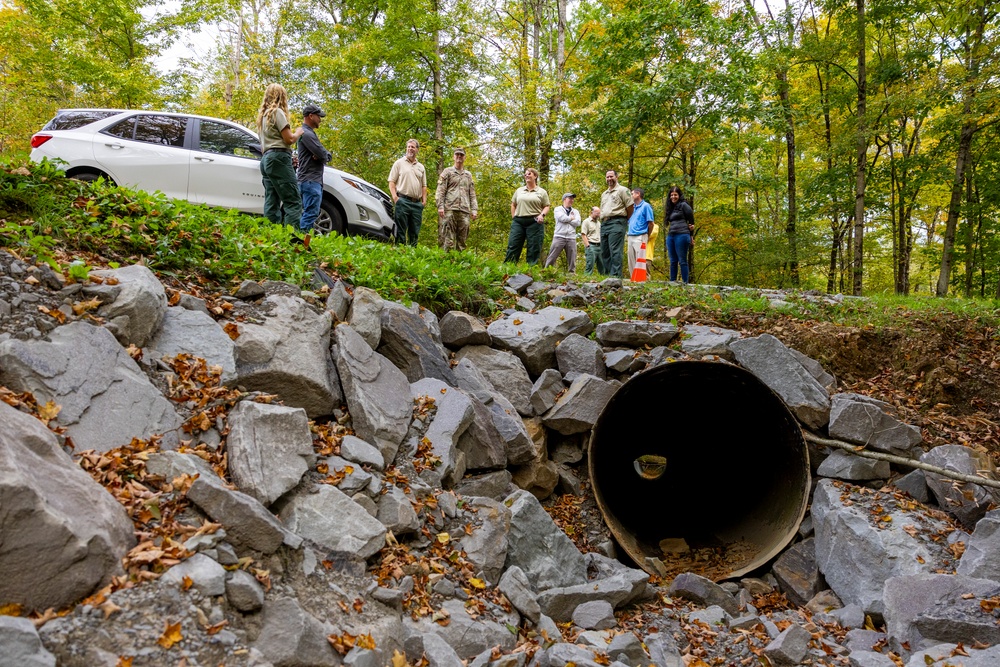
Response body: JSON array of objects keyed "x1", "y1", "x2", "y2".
[
  {"x1": 377, "y1": 485, "x2": 420, "y2": 535},
  {"x1": 763, "y1": 624, "x2": 811, "y2": 666},
  {"x1": 439, "y1": 311, "x2": 490, "y2": 349},
  {"x1": 460, "y1": 497, "x2": 511, "y2": 584},
  {"x1": 0, "y1": 402, "x2": 135, "y2": 611},
  {"x1": 279, "y1": 485, "x2": 386, "y2": 559},
  {"x1": 729, "y1": 334, "x2": 831, "y2": 429},
  {"x1": 603, "y1": 349, "x2": 635, "y2": 373},
  {"x1": 412, "y1": 378, "x2": 475, "y2": 487},
  {"x1": 893, "y1": 470, "x2": 930, "y2": 503},
  {"x1": 254, "y1": 597, "x2": 339, "y2": 667},
  {"x1": 921, "y1": 445, "x2": 998, "y2": 527},
  {"x1": 487, "y1": 307, "x2": 594, "y2": 376},
  {"x1": 497, "y1": 566, "x2": 540, "y2": 624},
  {"x1": 226, "y1": 568, "x2": 265, "y2": 612},
  {"x1": 556, "y1": 333, "x2": 606, "y2": 379},
  {"x1": 789, "y1": 348, "x2": 837, "y2": 393},
  {"x1": 227, "y1": 401, "x2": 313, "y2": 507},
  {"x1": 379, "y1": 303, "x2": 455, "y2": 384},
  {"x1": 816, "y1": 450, "x2": 891, "y2": 481},
  {"x1": 504, "y1": 489, "x2": 587, "y2": 591},
  {"x1": 572, "y1": 600, "x2": 616, "y2": 630},
  {"x1": 828, "y1": 393, "x2": 922, "y2": 456},
  {"x1": 89, "y1": 264, "x2": 167, "y2": 347},
  {"x1": 147, "y1": 306, "x2": 237, "y2": 382},
  {"x1": 452, "y1": 359, "x2": 535, "y2": 464},
  {"x1": 903, "y1": 644, "x2": 1000, "y2": 667},
  {"x1": 334, "y1": 324, "x2": 413, "y2": 467},
  {"x1": 454, "y1": 470, "x2": 513, "y2": 500},
  {"x1": 348, "y1": 286, "x2": 384, "y2": 349},
  {"x1": 404, "y1": 598, "x2": 516, "y2": 660},
  {"x1": 458, "y1": 396, "x2": 508, "y2": 472},
  {"x1": 326, "y1": 280, "x2": 352, "y2": 322},
  {"x1": 681, "y1": 325, "x2": 741, "y2": 359},
  {"x1": 0, "y1": 616, "x2": 56, "y2": 667},
  {"x1": 324, "y1": 455, "x2": 374, "y2": 495},
  {"x1": 511, "y1": 459, "x2": 559, "y2": 500},
  {"x1": 234, "y1": 295, "x2": 341, "y2": 418},
  {"x1": 957, "y1": 509, "x2": 1000, "y2": 579},
  {"x1": 454, "y1": 346, "x2": 534, "y2": 417},
  {"x1": 668, "y1": 572, "x2": 740, "y2": 616},
  {"x1": 811, "y1": 479, "x2": 954, "y2": 616},
  {"x1": 420, "y1": 632, "x2": 465, "y2": 667},
  {"x1": 537, "y1": 570, "x2": 649, "y2": 622},
  {"x1": 595, "y1": 320, "x2": 678, "y2": 347},
  {"x1": 340, "y1": 435, "x2": 385, "y2": 470},
  {"x1": 541, "y1": 374, "x2": 617, "y2": 435},
  {"x1": 186, "y1": 475, "x2": 294, "y2": 554},
  {"x1": 160, "y1": 553, "x2": 226, "y2": 596},
  {"x1": 771, "y1": 538, "x2": 823, "y2": 606},
  {"x1": 0, "y1": 322, "x2": 183, "y2": 452},
  {"x1": 530, "y1": 369, "x2": 564, "y2": 415}
]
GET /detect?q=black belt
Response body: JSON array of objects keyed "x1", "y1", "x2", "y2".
[
  {"x1": 398, "y1": 193, "x2": 421, "y2": 203},
  {"x1": 263, "y1": 147, "x2": 290, "y2": 154},
  {"x1": 602, "y1": 215, "x2": 627, "y2": 222}
]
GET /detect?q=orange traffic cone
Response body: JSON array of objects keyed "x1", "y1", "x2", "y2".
[{"x1": 631, "y1": 242, "x2": 648, "y2": 282}]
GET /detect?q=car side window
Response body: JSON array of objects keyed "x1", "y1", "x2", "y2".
[
  {"x1": 44, "y1": 110, "x2": 120, "y2": 131},
  {"x1": 133, "y1": 115, "x2": 187, "y2": 148},
  {"x1": 198, "y1": 121, "x2": 259, "y2": 159},
  {"x1": 104, "y1": 117, "x2": 137, "y2": 140}
]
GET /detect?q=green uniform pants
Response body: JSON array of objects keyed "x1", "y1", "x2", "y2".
[
  {"x1": 394, "y1": 197, "x2": 424, "y2": 246},
  {"x1": 600, "y1": 217, "x2": 627, "y2": 277},
  {"x1": 504, "y1": 216, "x2": 545, "y2": 265},
  {"x1": 260, "y1": 150, "x2": 302, "y2": 228}
]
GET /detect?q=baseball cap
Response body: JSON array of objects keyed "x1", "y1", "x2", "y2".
[
  {"x1": 303, "y1": 104, "x2": 326, "y2": 117},
  {"x1": 454, "y1": 147, "x2": 466, "y2": 155},
  {"x1": 562, "y1": 192, "x2": 576, "y2": 200}
]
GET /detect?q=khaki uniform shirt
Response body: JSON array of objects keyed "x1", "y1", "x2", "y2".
[
  {"x1": 581, "y1": 216, "x2": 602, "y2": 244},
  {"x1": 259, "y1": 109, "x2": 290, "y2": 153},
  {"x1": 512, "y1": 186, "x2": 550, "y2": 217},
  {"x1": 436, "y1": 167, "x2": 478, "y2": 214},
  {"x1": 600, "y1": 183, "x2": 632, "y2": 219},
  {"x1": 388, "y1": 157, "x2": 427, "y2": 199}
]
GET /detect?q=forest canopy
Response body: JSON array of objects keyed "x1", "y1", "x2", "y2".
[{"x1": 2, "y1": 0, "x2": 998, "y2": 297}]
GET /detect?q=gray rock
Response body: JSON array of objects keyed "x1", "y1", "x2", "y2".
[
  {"x1": 817, "y1": 449, "x2": 891, "y2": 480},
  {"x1": 379, "y1": 303, "x2": 455, "y2": 384},
  {"x1": 226, "y1": 568, "x2": 265, "y2": 612},
  {"x1": 893, "y1": 470, "x2": 930, "y2": 503},
  {"x1": 452, "y1": 359, "x2": 536, "y2": 464},
  {"x1": 89, "y1": 264, "x2": 167, "y2": 346},
  {"x1": 454, "y1": 346, "x2": 535, "y2": 417},
  {"x1": 681, "y1": 325, "x2": 741, "y2": 359},
  {"x1": 146, "y1": 450, "x2": 217, "y2": 481},
  {"x1": 689, "y1": 605, "x2": 731, "y2": 628},
  {"x1": 234, "y1": 279, "x2": 266, "y2": 300},
  {"x1": 148, "y1": 307, "x2": 237, "y2": 382},
  {"x1": 828, "y1": 393, "x2": 922, "y2": 455},
  {"x1": 340, "y1": 435, "x2": 385, "y2": 470},
  {"x1": 0, "y1": 616, "x2": 56, "y2": 667},
  {"x1": 458, "y1": 396, "x2": 508, "y2": 472},
  {"x1": 789, "y1": 348, "x2": 837, "y2": 393},
  {"x1": 595, "y1": 321, "x2": 678, "y2": 347},
  {"x1": 0, "y1": 402, "x2": 135, "y2": 611},
  {"x1": 334, "y1": 323, "x2": 412, "y2": 467},
  {"x1": 668, "y1": 572, "x2": 740, "y2": 616},
  {"x1": 730, "y1": 334, "x2": 831, "y2": 429},
  {"x1": 844, "y1": 629, "x2": 887, "y2": 652},
  {"x1": 0, "y1": 322, "x2": 183, "y2": 452},
  {"x1": 729, "y1": 614, "x2": 764, "y2": 631},
  {"x1": 603, "y1": 349, "x2": 635, "y2": 373},
  {"x1": 279, "y1": 485, "x2": 386, "y2": 559},
  {"x1": 344, "y1": 648, "x2": 382, "y2": 667},
  {"x1": 921, "y1": 445, "x2": 999, "y2": 527},
  {"x1": 848, "y1": 650, "x2": 896, "y2": 667},
  {"x1": 904, "y1": 643, "x2": 1000, "y2": 667},
  {"x1": 542, "y1": 643, "x2": 610, "y2": 667},
  {"x1": 227, "y1": 401, "x2": 313, "y2": 507},
  {"x1": 572, "y1": 600, "x2": 616, "y2": 630},
  {"x1": 958, "y1": 509, "x2": 1000, "y2": 579},
  {"x1": 812, "y1": 479, "x2": 954, "y2": 616},
  {"x1": 644, "y1": 632, "x2": 684, "y2": 667},
  {"x1": 487, "y1": 307, "x2": 594, "y2": 376},
  {"x1": 498, "y1": 566, "x2": 540, "y2": 624},
  {"x1": 460, "y1": 497, "x2": 511, "y2": 584},
  {"x1": 254, "y1": 597, "x2": 338, "y2": 667},
  {"x1": 421, "y1": 632, "x2": 465, "y2": 667},
  {"x1": 511, "y1": 459, "x2": 559, "y2": 500},
  {"x1": 507, "y1": 274, "x2": 533, "y2": 294},
  {"x1": 883, "y1": 574, "x2": 1000, "y2": 654},
  {"x1": 530, "y1": 369, "x2": 565, "y2": 415},
  {"x1": 324, "y1": 454, "x2": 373, "y2": 495},
  {"x1": 556, "y1": 333, "x2": 606, "y2": 379},
  {"x1": 829, "y1": 603, "x2": 866, "y2": 629},
  {"x1": 348, "y1": 286, "x2": 384, "y2": 349},
  {"x1": 177, "y1": 292, "x2": 211, "y2": 315},
  {"x1": 541, "y1": 374, "x2": 617, "y2": 435},
  {"x1": 537, "y1": 570, "x2": 649, "y2": 622},
  {"x1": 405, "y1": 598, "x2": 516, "y2": 660},
  {"x1": 504, "y1": 489, "x2": 587, "y2": 591},
  {"x1": 412, "y1": 378, "x2": 474, "y2": 487},
  {"x1": 455, "y1": 470, "x2": 513, "y2": 499},
  {"x1": 326, "y1": 280, "x2": 352, "y2": 322},
  {"x1": 161, "y1": 553, "x2": 226, "y2": 596},
  {"x1": 763, "y1": 623, "x2": 811, "y2": 665},
  {"x1": 234, "y1": 295, "x2": 341, "y2": 418},
  {"x1": 440, "y1": 311, "x2": 491, "y2": 349},
  {"x1": 607, "y1": 633, "x2": 649, "y2": 665},
  {"x1": 377, "y1": 485, "x2": 420, "y2": 535},
  {"x1": 186, "y1": 476, "x2": 291, "y2": 554}
]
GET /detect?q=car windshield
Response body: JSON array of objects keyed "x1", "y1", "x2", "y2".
[{"x1": 43, "y1": 110, "x2": 120, "y2": 131}]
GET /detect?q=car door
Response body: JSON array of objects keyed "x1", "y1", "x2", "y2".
[
  {"x1": 187, "y1": 119, "x2": 266, "y2": 214},
  {"x1": 92, "y1": 114, "x2": 191, "y2": 201}
]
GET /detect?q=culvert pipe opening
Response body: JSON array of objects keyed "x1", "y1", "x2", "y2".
[{"x1": 588, "y1": 360, "x2": 810, "y2": 582}]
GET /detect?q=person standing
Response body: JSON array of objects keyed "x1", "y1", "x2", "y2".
[
  {"x1": 388, "y1": 139, "x2": 427, "y2": 246},
  {"x1": 626, "y1": 187, "x2": 654, "y2": 277},
  {"x1": 297, "y1": 104, "x2": 332, "y2": 243},
  {"x1": 257, "y1": 83, "x2": 304, "y2": 231},
  {"x1": 505, "y1": 168, "x2": 550, "y2": 265},
  {"x1": 543, "y1": 193, "x2": 581, "y2": 272},
  {"x1": 581, "y1": 206, "x2": 604, "y2": 275},
  {"x1": 435, "y1": 147, "x2": 478, "y2": 251},
  {"x1": 599, "y1": 170, "x2": 634, "y2": 277},
  {"x1": 665, "y1": 185, "x2": 695, "y2": 283}
]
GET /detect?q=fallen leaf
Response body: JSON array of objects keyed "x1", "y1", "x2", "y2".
[
  {"x1": 223, "y1": 322, "x2": 240, "y2": 340},
  {"x1": 37, "y1": 401, "x2": 61, "y2": 424},
  {"x1": 116, "y1": 658, "x2": 134, "y2": 667},
  {"x1": 391, "y1": 650, "x2": 408, "y2": 667},
  {"x1": 98, "y1": 600, "x2": 122, "y2": 618},
  {"x1": 72, "y1": 297, "x2": 102, "y2": 315},
  {"x1": 157, "y1": 621, "x2": 183, "y2": 649},
  {"x1": 0, "y1": 603, "x2": 23, "y2": 616},
  {"x1": 180, "y1": 576, "x2": 194, "y2": 591},
  {"x1": 204, "y1": 620, "x2": 228, "y2": 635}
]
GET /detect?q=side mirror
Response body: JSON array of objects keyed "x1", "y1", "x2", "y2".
[{"x1": 248, "y1": 143, "x2": 263, "y2": 158}]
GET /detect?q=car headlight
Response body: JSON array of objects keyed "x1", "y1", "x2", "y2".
[{"x1": 341, "y1": 177, "x2": 384, "y2": 200}]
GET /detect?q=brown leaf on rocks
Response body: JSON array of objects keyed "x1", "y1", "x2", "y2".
[
  {"x1": 98, "y1": 600, "x2": 122, "y2": 618},
  {"x1": 36, "y1": 401, "x2": 61, "y2": 425},
  {"x1": 116, "y1": 658, "x2": 134, "y2": 667},
  {"x1": 0, "y1": 603, "x2": 24, "y2": 616},
  {"x1": 157, "y1": 621, "x2": 183, "y2": 649},
  {"x1": 204, "y1": 621, "x2": 228, "y2": 635},
  {"x1": 72, "y1": 298, "x2": 102, "y2": 315},
  {"x1": 24, "y1": 275, "x2": 39, "y2": 285},
  {"x1": 328, "y1": 632, "x2": 358, "y2": 655},
  {"x1": 180, "y1": 576, "x2": 194, "y2": 591},
  {"x1": 223, "y1": 322, "x2": 240, "y2": 340},
  {"x1": 37, "y1": 305, "x2": 66, "y2": 323}
]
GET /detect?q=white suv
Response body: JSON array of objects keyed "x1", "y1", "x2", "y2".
[{"x1": 30, "y1": 109, "x2": 395, "y2": 240}]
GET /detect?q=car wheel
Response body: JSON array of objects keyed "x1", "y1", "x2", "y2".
[
  {"x1": 315, "y1": 198, "x2": 346, "y2": 236},
  {"x1": 71, "y1": 170, "x2": 116, "y2": 186}
]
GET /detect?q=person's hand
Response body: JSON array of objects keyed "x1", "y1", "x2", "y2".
[
  {"x1": 292, "y1": 154, "x2": 299, "y2": 168},
  {"x1": 438, "y1": 208, "x2": 445, "y2": 217},
  {"x1": 471, "y1": 212, "x2": 478, "y2": 220},
  {"x1": 536, "y1": 214, "x2": 544, "y2": 224}
]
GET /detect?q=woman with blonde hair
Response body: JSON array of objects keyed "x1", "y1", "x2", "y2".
[
  {"x1": 505, "y1": 167, "x2": 550, "y2": 264},
  {"x1": 257, "y1": 83, "x2": 304, "y2": 234}
]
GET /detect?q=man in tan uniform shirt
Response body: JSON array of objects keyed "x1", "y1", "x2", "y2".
[
  {"x1": 435, "y1": 148, "x2": 478, "y2": 251},
  {"x1": 388, "y1": 138, "x2": 428, "y2": 246},
  {"x1": 599, "y1": 169, "x2": 634, "y2": 277}
]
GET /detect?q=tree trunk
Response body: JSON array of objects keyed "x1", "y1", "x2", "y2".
[
  {"x1": 538, "y1": 0, "x2": 565, "y2": 184},
  {"x1": 432, "y1": 0, "x2": 444, "y2": 174},
  {"x1": 852, "y1": 0, "x2": 867, "y2": 296},
  {"x1": 778, "y1": 69, "x2": 798, "y2": 287}
]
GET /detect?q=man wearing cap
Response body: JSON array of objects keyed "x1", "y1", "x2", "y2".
[
  {"x1": 543, "y1": 193, "x2": 581, "y2": 272},
  {"x1": 581, "y1": 206, "x2": 603, "y2": 275},
  {"x1": 297, "y1": 104, "x2": 333, "y2": 240},
  {"x1": 626, "y1": 187, "x2": 654, "y2": 277},
  {"x1": 388, "y1": 138, "x2": 428, "y2": 246},
  {"x1": 435, "y1": 147, "x2": 478, "y2": 251},
  {"x1": 599, "y1": 169, "x2": 634, "y2": 277}
]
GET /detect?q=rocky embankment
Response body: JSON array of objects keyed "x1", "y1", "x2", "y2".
[{"x1": 2, "y1": 249, "x2": 1000, "y2": 667}]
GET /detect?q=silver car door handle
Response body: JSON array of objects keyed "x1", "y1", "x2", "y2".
[
  {"x1": 104, "y1": 143, "x2": 124, "y2": 149},
  {"x1": 195, "y1": 156, "x2": 215, "y2": 162}
]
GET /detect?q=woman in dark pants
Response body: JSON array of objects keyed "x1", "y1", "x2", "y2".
[
  {"x1": 664, "y1": 186, "x2": 694, "y2": 283},
  {"x1": 505, "y1": 168, "x2": 551, "y2": 265},
  {"x1": 257, "y1": 83, "x2": 304, "y2": 231}
]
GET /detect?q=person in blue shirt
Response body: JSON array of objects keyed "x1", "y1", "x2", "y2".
[{"x1": 626, "y1": 188, "x2": 654, "y2": 278}]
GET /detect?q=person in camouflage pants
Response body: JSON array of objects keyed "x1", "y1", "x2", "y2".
[{"x1": 435, "y1": 147, "x2": 478, "y2": 251}]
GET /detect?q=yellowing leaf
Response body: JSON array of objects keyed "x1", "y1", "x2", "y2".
[
  {"x1": 156, "y1": 621, "x2": 183, "y2": 649},
  {"x1": 391, "y1": 650, "x2": 408, "y2": 667},
  {"x1": 0, "y1": 603, "x2": 24, "y2": 616},
  {"x1": 37, "y1": 401, "x2": 61, "y2": 424},
  {"x1": 468, "y1": 577, "x2": 487, "y2": 589},
  {"x1": 436, "y1": 532, "x2": 450, "y2": 544}
]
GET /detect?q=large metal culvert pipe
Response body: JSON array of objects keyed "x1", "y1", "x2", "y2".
[{"x1": 589, "y1": 360, "x2": 810, "y2": 581}]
